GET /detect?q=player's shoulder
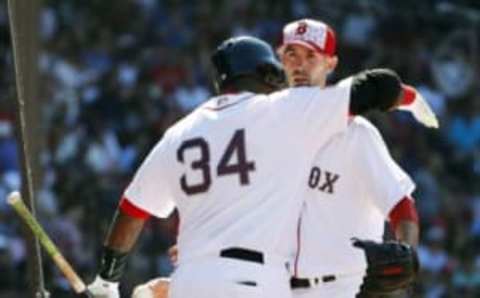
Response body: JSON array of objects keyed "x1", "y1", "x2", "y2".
[
  {"x1": 165, "y1": 111, "x2": 197, "y2": 138},
  {"x1": 160, "y1": 103, "x2": 207, "y2": 144},
  {"x1": 270, "y1": 85, "x2": 335, "y2": 98},
  {"x1": 349, "y1": 116, "x2": 378, "y2": 131},
  {"x1": 201, "y1": 92, "x2": 263, "y2": 109},
  {"x1": 167, "y1": 92, "x2": 265, "y2": 134},
  {"x1": 271, "y1": 78, "x2": 353, "y2": 103},
  {"x1": 268, "y1": 86, "x2": 320, "y2": 105},
  {"x1": 167, "y1": 94, "x2": 223, "y2": 130},
  {"x1": 348, "y1": 116, "x2": 384, "y2": 143}
]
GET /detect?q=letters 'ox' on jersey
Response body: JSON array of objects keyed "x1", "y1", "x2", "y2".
[
  {"x1": 124, "y1": 79, "x2": 352, "y2": 265},
  {"x1": 294, "y1": 117, "x2": 416, "y2": 279}
]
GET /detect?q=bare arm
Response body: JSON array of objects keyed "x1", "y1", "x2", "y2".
[
  {"x1": 87, "y1": 207, "x2": 149, "y2": 296},
  {"x1": 104, "y1": 210, "x2": 146, "y2": 252},
  {"x1": 389, "y1": 197, "x2": 420, "y2": 247},
  {"x1": 98, "y1": 207, "x2": 149, "y2": 282},
  {"x1": 394, "y1": 220, "x2": 419, "y2": 248}
]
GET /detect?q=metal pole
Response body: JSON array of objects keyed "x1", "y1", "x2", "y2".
[{"x1": 7, "y1": 0, "x2": 49, "y2": 297}]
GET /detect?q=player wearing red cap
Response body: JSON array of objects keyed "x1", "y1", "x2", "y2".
[{"x1": 278, "y1": 19, "x2": 425, "y2": 298}]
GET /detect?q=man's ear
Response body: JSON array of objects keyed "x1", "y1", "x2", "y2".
[{"x1": 327, "y1": 55, "x2": 338, "y2": 72}]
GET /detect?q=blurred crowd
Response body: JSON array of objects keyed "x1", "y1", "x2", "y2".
[{"x1": 0, "y1": 0, "x2": 479, "y2": 297}]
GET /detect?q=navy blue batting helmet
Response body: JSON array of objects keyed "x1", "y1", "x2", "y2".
[{"x1": 211, "y1": 36, "x2": 286, "y2": 91}]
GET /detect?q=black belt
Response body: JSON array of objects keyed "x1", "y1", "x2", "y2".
[
  {"x1": 290, "y1": 275, "x2": 336, "y2": 289},
  {"x1": 220, "y1": 248, "x2": 264, "y2": 264}
]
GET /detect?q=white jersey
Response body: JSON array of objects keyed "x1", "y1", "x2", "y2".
[
  {"x1": 124, "y1": 81, "x2": 352, "y2": 265},
  {"x1": 294, "y1": 117, "x2": 415, "y2": 277}
]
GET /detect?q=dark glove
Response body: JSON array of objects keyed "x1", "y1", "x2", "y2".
[{"x1": 352, "y1": 238, "x2": 419, "y2": 298}]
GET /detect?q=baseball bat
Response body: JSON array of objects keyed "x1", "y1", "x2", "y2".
[{"x1": 7, "y1": 191, "x2": 93, "y2": 297}]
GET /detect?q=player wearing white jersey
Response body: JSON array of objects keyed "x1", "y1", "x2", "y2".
[
  {"x1": 277, "y1": 19, "x2": 423, "y2": 298},
  {"x1": 87, "y1": 36, "x2": 425, "y2": 298}
]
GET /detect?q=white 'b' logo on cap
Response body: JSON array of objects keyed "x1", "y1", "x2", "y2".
[{"x1": 295, "y1": 22, "x2": 308, "y2": 35}]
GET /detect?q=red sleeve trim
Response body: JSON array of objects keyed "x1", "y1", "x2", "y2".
[
  {"x1": 400, "y1": 84, "x2": 416, "y2": 106},
  {"x1": 388, "y1": 196, "x2": 418, "y2": 232},
  {"x1": 119, "y1": 197, "x2": 151, "y2": 220}
]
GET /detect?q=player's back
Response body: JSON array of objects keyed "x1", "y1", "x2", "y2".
[
  {"x1": 167, "y1": 86, "x2": 350, "y2": 264},
  {"x1": 125, "y1": 82, "x2": 351, "y2": 265},
  {"x1": 171, "y1": 91, "x2": 308, "y2": 263}
]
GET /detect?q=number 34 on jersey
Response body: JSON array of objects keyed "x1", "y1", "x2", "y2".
[{"x1": 177, "y1": 129, "x2": 256, "y2": 195}]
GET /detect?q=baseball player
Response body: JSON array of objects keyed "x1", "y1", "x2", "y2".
[
  {"x1": 87, "y1": 36, "x2": 427, "y2": 298},
  {"x1": 278, "y1": 19, "x2": 425, "y2": 298}
]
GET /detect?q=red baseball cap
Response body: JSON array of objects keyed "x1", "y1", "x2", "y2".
[{"x1": 278, "y1": 19, "x2": 336, "y2": 57}]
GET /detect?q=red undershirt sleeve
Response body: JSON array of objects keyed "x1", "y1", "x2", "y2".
[
  {"x1": 388, "y1": 196, "x2": 419, "y2": 232},
  {"x1": 119, "y1": 196, "x2": 151, "y2": 220}
]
